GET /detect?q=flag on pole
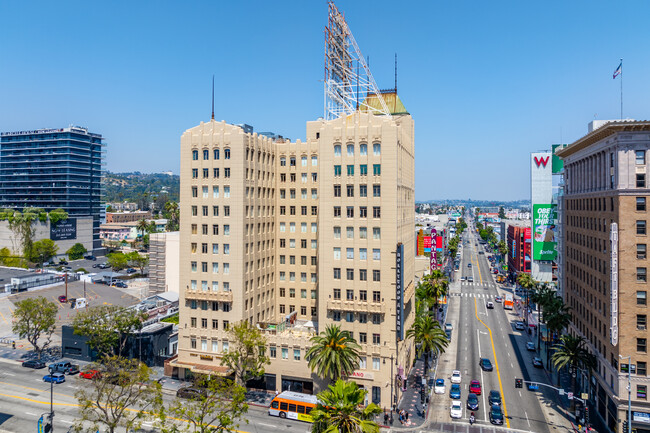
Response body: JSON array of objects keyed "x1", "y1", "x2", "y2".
[{"x1": 613, "y1": 62, "x2": 622, "y2": 79}]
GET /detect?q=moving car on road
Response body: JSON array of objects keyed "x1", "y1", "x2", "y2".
[
  {"x1": 467, "y1": 393, "x2": 479, "y2": 410},
  {"x1": 479, "y1": 358, "x2": 493, "y2": 371},
  {"x1": 533, "y1": 357, "x2": 543, "y2": 368},
  {"x1": 469, "y1": 380, "x2": 482, "y2": 395},
  {"x1": 450, "y1": 400, "x2": 463, "y2": 419},
  {"x1": 495, "y1": 296, "x2": 503, "y2": 303},
  {"x1": 489, "y1": 404, "x2": 504, "y2": 425},
  {"x1": 434, "y1": 379, "x2": 446, "y2": 394},
  {"x1": 22, "y1": 360, "x2": 46, "y2": 369},
  {"x1": 488, "y1": 390, "x2": 502, "y2": 406},
  {"x1": 43, "y1": 373, "x2": 65, "y2": 384},
  {"x1": 526, "y1": 342, "x2": 536, "y2": 351},
  {"x1": 449, "y1": 383, "x2": 461, "y2": 399},
  {"x1": 451, "y1": 370, "x2": 462, "y2": 384},
  {"x1": 486, "y1": 301, "x2": 494, "y2": 309}
]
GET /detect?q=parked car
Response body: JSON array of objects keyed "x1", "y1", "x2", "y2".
[
  {"x1": 113, "y1": 281, "x2": 128, "y2": 288},
  {"x1": 176, "y1": 387, "x2": 207, "y2": 400},
  {"x1": 92, "y1": 264, "x2": 100, "y2": 268},
  {"x1": 126, "y1": 268, "x2": 137, "y2": 274},
  {"x1": 59, "y1": 260, "x2": 68, "y2": 265},
  {"x1": 514, "y1": 321, "x2": 526, "y2": 331},
  {"x1": 479, "y1": 358, "x2": 493, "y2": 371},
  {"x1": 84, "y1": 255, "x2": 97, "y2": 261},
  {"x1": 490, "y1": 404, "x2": 504, "y2": 424},
  {"x1": 434, "y1": 378, "x2": 446, "y2": 394},
  {"x1": 451, "y1": 370, "x2": 462, "y2": 384},
  {"x1": 80, "y1": 369, "x2": 101, "y2": 380},
  {"x1": 449, "y1": 383, "x2": 461, "y2": 399},
  {"x1": 57, "y1": 295, "x2": 67, "y2": 303},
  {"x1": 467, "y1": 393, "x2": 479, "y2": 411},
  {"x1": 526, "y1": 342, "x2": 536, "y2": 351},
  {"x1": 22, "y1": 359, "x2": 46, "y2": 369},
  {"x1": 48, "y1": 361, "x2": 72, "y2": 374},
  {"x1": 469, "y1": 380, "x2": 482, "y2": 395},
  {"x1": 43, "y1": 373, "x2": 66, "y2": 384},
  {"x1": 98, "y1": 263, "x2": 109, "y2": 269},
  {"x1": 66, "y1": 364, "x2": 80, "y2": 375},
  {"x1": 533, "y1": 357, "x2": 544, "y2": 368},
  {"x1": 445, "y1": 323, "x2": 453, "y2": 332},
  {"x1": 488, "y1": 390, "x2": 502, "y2": 406},
  {"x1": 450, "y1": 400, "x2": 463, "y2": 419}
]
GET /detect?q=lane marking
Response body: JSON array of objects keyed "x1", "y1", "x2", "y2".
[
  {"x1": 474, "y1": 296, "x2": 510, "y2": 429},
  {"x1": 0, "y1": 309, "x2": 8, "y2": 325},
  {"x1": 0, "y1": 381, "x2": 71, "y2": 398},
  {"x1": 476, "y1": 328, "x2": 487, "y2": 422}
]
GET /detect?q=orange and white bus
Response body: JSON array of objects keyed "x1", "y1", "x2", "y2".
[
  {"x1": 504, "y1": 294, "x2": 514, "y2": 310},
  {"x1": 268, "y1": 391, "x2": 320, "y2": 422}
]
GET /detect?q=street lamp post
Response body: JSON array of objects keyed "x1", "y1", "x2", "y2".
[{"x1": 620, "y1": 354, "x2": 632, "y2": 433}]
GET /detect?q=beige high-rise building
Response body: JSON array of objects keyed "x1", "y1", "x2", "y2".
[{"x1": 171, "y1": 99, "x2": 415, "y2": 408}]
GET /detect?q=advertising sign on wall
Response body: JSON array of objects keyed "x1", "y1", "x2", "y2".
[
  {"x1": 611, "y1": 223, "x2": 618, "y2": 346},
  {"x1": 423, "y1": 236, "x2": 432, "y2": 253},
  {"x1": 532, "y1": 205, "x2": 557, "y2": 261},
  {"x1": 50, "y1": 218, "x2": 77, "y2": 241},
  {"x1": 396, "y1": 243, "x2": 404, "y2": 341}
]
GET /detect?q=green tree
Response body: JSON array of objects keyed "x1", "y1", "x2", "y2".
[
  {"x1": 311, "y1": 379, "x2": 382, "y2": 433},
  {"x1": 405, "y1": 315, "x2": 449, "y2": 369},
  {"x1": 306, "y1": 324, "x2": 361, "y2": 382},
  {"x1": 497, "y1": 240, "x2": 508, "y2": 259},
  {"x1": 72, "y1": 305, "x2": 147, "y2": 358},
  {"x1": 67, "y1": 242, "x2": 88, "y2": 260},
  {"x1": 551, "y1": 335, "x2": 596, "y2": 408},
  {"x1": 164, "y1": 201, "x2": 180, "y2": 231},
  {"x1": 12, "y1": 296, "x2": 57, "y2": 360},
  {"x1": 0, "y1": 247, "x2": 25, "y2": 267},
  {"x1": 420, "y1": 270, "x2": 449, "y2": 312},
  {"x1": 8, "y1": 210, "x2": 38, "y2": 259},
  {"x1": 127, "y1": 251, "x2": 149, "y2": 275},
  {"x1": 107, "y1": 252, "x2": 129, "y2": 271},
  {"x1": 498, "y1": 206, "x2": 506, "y2": 219},
  {"x1": 160, "y1": 376, "x2": 248, "y2": 433},
  {"x1": 136, "y1": 218, "x2": 149, "y2": 241},
  {"x1": 220, "y1": 321, "x2": 270, "y2": 386},
  {"x1": 30, "y1": 239, "x2": 59, "y2": 264},
  {"x1": 72, "y1": 356, "x2": 163, "y2": 433}
]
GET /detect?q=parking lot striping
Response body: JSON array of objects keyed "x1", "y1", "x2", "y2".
[
  {"x1": 0, "y1": 309, "x2": 8, "y2": 325},
  {"x1": 474, "y1": 297, "x2": 510, "y2": 429}
]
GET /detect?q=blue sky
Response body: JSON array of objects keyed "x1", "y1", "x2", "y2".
[{"x1": 1, "y1": 1, "x2": 648, "y2": 201}]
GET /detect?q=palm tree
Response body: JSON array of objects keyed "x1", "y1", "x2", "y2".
[
  {"x1": 164, "y1": 201, "x2": 179, "y2": 231},
  {"x1": 551, "y1": 335, "x2": 596, "y2": 408},
  {"x1": 306, "y1": 325, "x2": 361, "y2": 382},
  {"x1": 311, "y1": 379, "x2": 382, "y2": 433},
  {"x1": 405, "y1": 315, "x2": 449, "y2": 370},
  {"x1": 136, "y1": 219, "x2": 148, "y2": 241},
  {"x1": 424, "y1": 270, "x2": 449, "y2": 310}
]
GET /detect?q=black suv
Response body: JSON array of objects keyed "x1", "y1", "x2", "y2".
[{"x1": 488, "y1": 390, "x2": 502, "y2": 406}]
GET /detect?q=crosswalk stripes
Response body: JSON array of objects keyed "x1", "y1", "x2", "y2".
[{"x1": 449, "y1": 292, "x2": 493, "y2": 299}]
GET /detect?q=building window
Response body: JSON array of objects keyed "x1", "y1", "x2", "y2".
[
  {"x1": 190, "y1": 317, "x2": 197, "y2": 328},
  {"x1": 360, "y1": 184, "x2": 367, "y2": 197},
  {"x1": 373, "y1": 227, "x2": 381, "y2": 240},
  {"x1": 373, "y1": 164, "x2": 381, "y2": 176},
  {"x1": 333, "y1": 288, "x2": 341, "y2": 300},
  {"x1": 638, "y1": 291, "x2": 647, "y2": 305},
  {"x1": 638, "y1": 362, "x2": 647, "y2": 376},
  {"x1": 347, "y1": 206, "x2": 354, "y2": 218},
  {"x1": 333, "y1": 268, "x2": 341, "y2": 279},
  {"x1": 638, "y1": 338, "x2": 647, "y2": 353},
  {"x1": 346, "y1": 248, "x2": 354, "y2": 260},
  {"x1": 639, "y1": 244, "x2": 647, "y2": 259},
  {"x1": 346, "y1": 289, "x2": 354, "y2": 300},
  {"x1": 192, "y1": 150, "x2": 198, "y2": 160},
  {"x1": 638, "y1": 197, "x2": 647, "y2": 211},
  {"x1": 638, "y1": 267, "x2": 647, "y2": 282},
  {"x1": 282, "y1": 348, "x2": 288, "y2": 359},
  {"x1": 373, "y1": 184, "x2": 381, "y2": 197},
  {"x1": 294, "y1": 349, "x2": 301, "y2": 361},
  {"x1": 345, "y1": 312, "x2": 354, "y2": 322},
  {"x1": 372, "y1": 386, "x2": 381, "y2": 405},
  {"x1": 192, "y1": 186, "x2": 198, "y2": 198},
  {"x1": 334, "y1": 206, "x2": 341, "y2": 217},
  {"x1": 346, "y1": 184, "x2": 354, "y2": 197},
  {"x1": 360, "y1": 227, "x2": 367, "y2": 239},
  {"x1": 347, "y1": 165, "x2": 354, "y2": 176},
  {"x1": 190, "y1": 338, "x2": 196, "y2": 349},
  {"x1": 301, "y1": 156, "x2": 307, "y2": 167},
  {"x1": 360, "y1": 164, "x2": 368, "y2": 176},
  {"x1": 373, "y1": 207, "x2": 381, "y2": 218},
  {"x1": 360, "y1": 207, "x2": 367, "y2": 218},
  {"x1": 638, "y1": 385, "x2": 648, "y2": 399},
  {"x1": 203, "y1": 149, "x2": 209, "y2": 160},
  {"x1": 359, "y1": 248, "x2": 367, "y2": 260},
  {"x1": 637, "y1": 150, "x2": 646, "y2": 165},
  {"x1": 334, "y1": 226, "x2": 341, "y2": 238},
  {"x1": 638, "y1": 174, "x2": 647, "y2": 188},
  {"x1": 638, "y1": 315, "x2": 647, "y2": 330},
  {"x1": 334, "y1": 145, "x2": 341, "y2": 157},
  {"x1": 346, "y1": 268, "x2": 354, "y2": 280},
  {"x1": 359, "y1": 290, "x2": 367, "y2": 301},
  {"x1": 312, "y1": 155, "x2": 318, "y2": 166},
  {"x1": 334, "y1": 185, "x2": 341, "y2": 197},
  {"x1": 214, "y1": 148, "x2": 220, "y2": 160},
  {"x1": 373, "y1": 291, "x2": 380, "y2": 302},
  {"x1": 360, "y1": 143, "x2": 367, "y2": 155},
  {"x1": 359, "y1": 333, "x2": 367, "y2": 344},
  {"x1": 372, "y1": 357, "x2": 380, "y2": 370},
  {"x1": 372, "y1": 334, "x2": 380, "y2": 345},
  {"x1": 270, "y1": 346, "x2": 277, "y2": 358},
  {"x1": 334, "y1": 165, "x2": 341, "y2": 176},
  {"x1": 359, "y1": 313, "x2": 367, "y2": 323},
  {"x1": 638, "y1": 221, "x2": 647, "y2": 235},
  {"x1": 224, "y1": 148, "x2": 230, "y2": 159},
  {"x1": 372, "y1": 314, "x2": 381, "y2": 324},
  {"x1": 373, "y1": 270, "x2": 381, "y2": 281},
  {"x1": 373, "y1": 143, "x2": 381, "y2": 156},
  {"x1": 192, "y1": 168, "x2": 198, "y2": 179},
  {"x1": 332, "y1": 311, "x2": 341, "y2": 321}
]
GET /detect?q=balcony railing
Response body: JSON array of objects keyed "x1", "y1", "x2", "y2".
[
  {"x1": 326, "y1": 299, "x2": 385, "y2": 314},
  {"x1": 185, "y1": 289, "x2": 233, "y2": 303}
]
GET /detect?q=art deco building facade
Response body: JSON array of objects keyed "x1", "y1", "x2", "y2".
[
  {"x1": 558, "y1": 121, "x2": 650, "y2": 433},
  {"x1": 173, "y1": 106, "x2": 415, "y2": 406}
]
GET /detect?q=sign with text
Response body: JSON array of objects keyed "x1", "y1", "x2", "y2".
[
  {"x1": 611, "y1": 223, "x2": 619, "y2": 346},
  {"x1": 50, "y1": 218, "x2": 77, "y2": 241},
  {"x1": 532, "y1": 205, "x2": 557, "y2": 261},
  {"x1": 396, "y1": 243, "x2": 404, "y2": 341}
]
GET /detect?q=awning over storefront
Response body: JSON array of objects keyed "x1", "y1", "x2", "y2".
[{"x1": 168, "y1": 359, "x2": 231, "y2": 376}]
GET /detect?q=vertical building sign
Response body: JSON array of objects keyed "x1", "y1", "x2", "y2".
[
  {"x1": 430, "y1": 229, "x2": 438, "y2": 269},
  {"x1": 610, "y1": 223, "x2": 618, "y2": 346},
  {"x1": 396, "y1": 243, "x2": 404, "y2": 341}
]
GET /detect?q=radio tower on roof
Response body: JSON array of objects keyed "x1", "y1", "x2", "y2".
[{"x1": 324, "y1": 1, "x2": 391, "y2": 120}]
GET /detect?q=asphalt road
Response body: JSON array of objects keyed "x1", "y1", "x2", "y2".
[{"x1": 450, "y1": 228, "x2": 550, "y2": 432}]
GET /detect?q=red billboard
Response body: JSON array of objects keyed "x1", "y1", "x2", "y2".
[
  {"x1": 436, "y1": 236, "x2": 442, "y2": 250},
  {"x1": 423, "y1": 236, "x2": 432, "y2": 249}
]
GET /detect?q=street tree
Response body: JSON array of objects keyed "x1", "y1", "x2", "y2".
[
  {"x1": 405, "y1": 315, "x2": 449, "y2": 370},
  {"x1": 136, "y1": 219, "x2": 149, "y2": 241},
  {"x1": 107, "y1": 252, "x2": 129, "y2": 271},
  {"x1": 311, "y1": 379, "x2": 382, "y2": 433},
  {"x1": 127, "y1": 251, "x2": 149, "y2": 275},
  {"x1": 220, "y1": 320, "x2": 270, "y2": 385},
  {"x1": 12, "y1": 296, "x2": 57, "y2": 360},
  {"x1": 498, "y1": 206, "x2": 506, "y2": 219},
  {"x1": 160, "y1": 376, "x2": 248, "y2": 433},
  {"x1": 72, "y1": 305, "x2": 147, "y2": 359},
  {"x1": 30, "y1": 239, "x2": 59, "y2": 264},
  {"x1": 306, "y1": 324, "x2": 361, "y2": 382},
  {"x1": 72, "y1": 356, "x2": 163, "y2": 433},
  {"x1": 66, "y1": 242, "x2": 87, "y2": 260},
  {"x1": 551, "y1": 335, "x2": 596, "y2": 408}
]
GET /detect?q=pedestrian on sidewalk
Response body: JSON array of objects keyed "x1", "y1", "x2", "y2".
[{"x1": 384, "y1": 411, "x2": 389, "y2": 425}]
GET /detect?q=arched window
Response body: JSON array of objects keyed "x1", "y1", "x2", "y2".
[
  {"x1": 214, "y1": 148, "x2": 220, "y2": 160},
  {"x1": 373, "y1": 143, "x2": 381, "y2": 156},
  {"x1": 203, "y1": 149, "x2": 209, "y2": 160},
  {"x1": 360, "y1": 144, "x2": 368, "y2": 156},
  {"x1": 347, "y1": 144, "x2": 354, "y2": 156},
  {"x1": 334, "y1": 144, "x2": 341, "y2": 157},
  {"x1": 192, "y1": 150, "x2": 198, "y2": 160}
]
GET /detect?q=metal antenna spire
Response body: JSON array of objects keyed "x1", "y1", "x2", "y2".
[
  {"x1": 211, "y1": 75, "x2": 215, "y2": 120},
  {"x1": 394, "y1": 53, "x2": 398, "y2": 92}
]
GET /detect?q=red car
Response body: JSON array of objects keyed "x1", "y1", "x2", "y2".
[
  {"x1": 80, "y1": 369, "x2": 101, "y2": 380},
  {"x1": 58, "y1": 295, "x2": 67, "y2": 303},
  {"x1": 469, "y1": 379, "x2": 482, "y2": 395}
]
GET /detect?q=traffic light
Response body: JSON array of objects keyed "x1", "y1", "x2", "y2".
[
  {"x1": 515, "y1": 378, "x2": 523, "y2": 388},
  {"x1": 585, "y1": 406, "x2": 590, "y2": 425},
  {"x1": 623, "y1": 420, "x2": 629, "y2": 433}
]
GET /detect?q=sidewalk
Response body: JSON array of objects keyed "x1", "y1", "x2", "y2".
[{"x1": 394, "y1": 357, "x2": 429, "y2": 427}]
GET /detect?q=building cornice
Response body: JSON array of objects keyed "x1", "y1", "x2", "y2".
[{"x1": 557, "y1": 121, "x2": 650, "y2": 159}]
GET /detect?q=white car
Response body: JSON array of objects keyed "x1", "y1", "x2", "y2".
[
  {"x1": 451, "y1": 370, "x2": 462, "y2": 384},
  {"x1": 450, "y1": 400, "x2": 463, "y2": 419},
  {"x1": 434, "y1": 378, "x2": 446, "y2": 394}
]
